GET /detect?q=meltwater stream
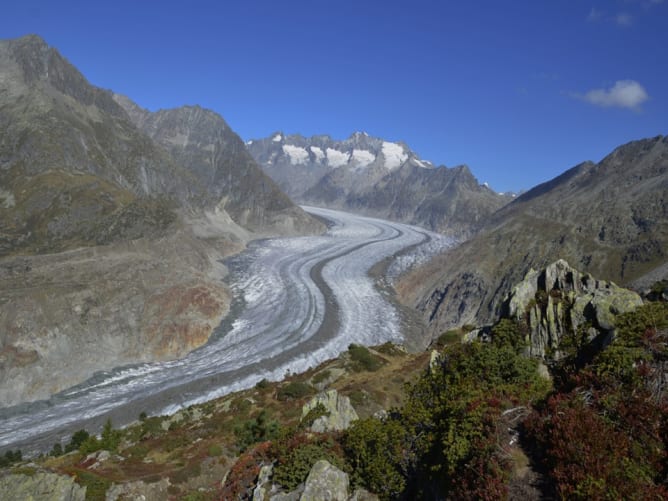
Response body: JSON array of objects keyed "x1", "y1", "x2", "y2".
[{"x1": 0, "y1": 207, "x2": 452, "y2": 452}]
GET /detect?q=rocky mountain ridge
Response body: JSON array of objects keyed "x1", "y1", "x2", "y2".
[
  {"x1": 398, "y1": 135, "x2": 668, "y2": 338},
  {"x1": 248, "y1": 131, "x2": 511, "y2": 239},
  {"x1": 0, "y1": 34, "x2": 323, "y2": 406}
]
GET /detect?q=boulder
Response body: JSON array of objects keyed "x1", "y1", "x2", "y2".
[
  {"x1": 502, "y1": 259, "x2": 643, "y2": 358},
  {"x1": 301, "y1": 390, "x2": 358, "y2": 432},
  {"x1": 252, "y1": 464, "x2": 274, "y2": 501},
  {"x1": 0, "y1": 471, "x2": 86, "y2": 501},
  {"x1": 300, "y1": 460, "x2": 349, "y2": 501}
]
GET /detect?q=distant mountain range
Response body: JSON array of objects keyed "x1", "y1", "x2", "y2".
[
  {"x1": 247, "y1": 132, "x2": 512, "y2": 239},
  {"x1": 398, "y1": 135, "x2": 668, "y2": 337}
]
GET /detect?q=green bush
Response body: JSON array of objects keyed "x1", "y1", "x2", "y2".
[
  {"x1": 255, "y1": 378, "x2": 271, "y2": 390},
  {"x1": 234, "y1": 410, "x2": 281, "y2": 452},
  {"x1": 491, "y1": 318, "x2": 528, "y2": 352},
  {"x1": 0, "y1": 449, "x2": 22, "y2": 467},
  {"x1": 65, "y1": 429, "x2": 90, "y2": 453},
  {"x1": 348, "y1": 344, "x2": 383, "y2": 372},
  {"x1": 276, "y1": 381, "x2": 314, "y2": 401},
  {"x1": 344, "y1": 418, "x2": 407, "y2": 500},
  {"x1": 49, "y1": 443, "x2": 63, "y2": 457},
  {"x1": 273, "y1": 439, "x2": 345, "y2": 491}
]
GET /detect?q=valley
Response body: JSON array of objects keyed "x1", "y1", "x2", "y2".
[{"x1": 0, "y1": 207, "x2": 451, "y2": 455}]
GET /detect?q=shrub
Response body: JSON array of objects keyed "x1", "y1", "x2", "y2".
[
  {"x1": 271, "y1": 433, "x2": 345, "y2": 492},
  {"x1": 0, "y1": 449, "x2": 22, "y2": 467},
  {"x1": 50, "y1": 443, "x2": 63, "y2": 457},
  {"x1": 276, "y1": 381, "x2": 314, "y2": 401},
  {"x1": 234, "y1": 410, "x2": 281, "y2": 452},
  {"x1": 220, "y1": 441, "x2": 272, "y2": 499},
  {"x1": 65, "y1": 429, "x2": 90, "y2": 453},
  {"x1": 255, "y1": 378, "x2": 271, "y2": 390},
  {"x1": 344, "y1": 417, "x2": 407, "y2": 500},
  {"x1": 348, "y1": 344, "x2": 383, "y2": 372}
]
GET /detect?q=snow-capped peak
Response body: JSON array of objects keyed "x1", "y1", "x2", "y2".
[
  {"x1": 272, "y1": 133, "x2": 283, "y2": 142},
  {"x1": 382, "y1": 141, "x2": 408, "y2": 170}
]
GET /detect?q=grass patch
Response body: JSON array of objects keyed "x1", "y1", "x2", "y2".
[
  {"x1": 436, "y1": 329, "x2": 462, "y2": 347},
  {"x1": 73, "y1": 470, "x2": 112, "y2": 501}
]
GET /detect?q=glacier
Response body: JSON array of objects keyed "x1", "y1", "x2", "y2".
[{"x1": 0, "y1": 207, "x2": 453, "y2": 453}]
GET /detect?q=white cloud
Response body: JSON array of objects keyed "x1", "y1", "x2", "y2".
[{"x1": 581, "y1": 80, "x2": 649, "y2": 110}]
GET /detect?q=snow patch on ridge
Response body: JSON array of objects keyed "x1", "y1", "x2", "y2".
[
  {"x1": 351, "y1": 149, "x2": 376, "y2": 167},
  {"x1": 282, "y1": 144, "x2": 309, "y2": 165},
  {"x1": 272, "y1": 133, "x2": 283, "y2": 142},
  {"x1": 382, "y1": 141, "x2": 408, "y2": 170},
  {"x1": 411, "y1": 158, "x2": 431, "y2": 169},
  {"x1": 326, "y1": 148, "x2": 351, "y2": 168},
  {"x1": 310, "y1": 146, "x2": 325, "y2": 162}
]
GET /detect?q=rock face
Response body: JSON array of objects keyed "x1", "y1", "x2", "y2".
[
  {"x1": 0, "y1": 35, "x2": 323, "y2": 406},
  {"x1": 302, "y1": 390, "x2": 359, "y2": 432},
  {"x1": 300, "y1": 460, "x2": 349, "y2": 501},
  {"x1": 399, "y1": 136, "x2": 668, "y2": 338},
  {"x1": 502, "y1": 259, "x2": 643, "y2": 357},
  {"x1": 0, "y1": 471, "x2": 86, "y2": 501},
  {"x1": 248, "y1": 132, "x2": 510, "y2": 239},
  {"x1": 0, "y1": 230, "x2": 233, "y2": 406},
  {"x1": 113, "y1": 99, "x2": 322, "y2": 236}
]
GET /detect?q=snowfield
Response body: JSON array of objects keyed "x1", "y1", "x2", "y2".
[{"x1": 0, "y1": 207, "x2": 453, "y2": 452}]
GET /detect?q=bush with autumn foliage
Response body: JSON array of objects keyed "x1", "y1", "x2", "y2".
[{"x1": 524, "y1": 301, "x2": 668, "y2": 499}]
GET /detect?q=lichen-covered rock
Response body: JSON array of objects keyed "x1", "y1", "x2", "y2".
[
  {"x1": 0, "y1": 471, "x2": 86, "y2": 501},
  {"x1": 300, "y1": 460, "x2": 349, "y2": 501},
  {"x1": 502, "y1": 259, "x2": 643, "y2": 358},
  {"x1": 252, "y1": 464, "x2": 274, "y2": 501},
  {"x1": 301, "y1": 390, "x2": 358, "y2": 432}
]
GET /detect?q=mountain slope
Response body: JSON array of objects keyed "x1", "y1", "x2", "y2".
[
  {"x1": 0, "y1": 34, "x2": 322, "y2": 406},
  {"x1": 248, "y1": 132, "x2": 510, "y2": 238},
  {"x1": 398, "y1": 135, "x2": 668, "y2": 336},
  {"x1": 112, "y1": 98, "x2": 320, "y2": 234}
]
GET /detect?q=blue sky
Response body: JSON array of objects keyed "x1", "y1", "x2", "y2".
[{"x1": 2, "y1": 0, "x2": 667, "y2": 192}]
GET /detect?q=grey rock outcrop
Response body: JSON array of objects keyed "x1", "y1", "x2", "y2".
[
  {"x1": 300, "y1": 460, "x2": 349, "y2": 501},
  {"x1": 502, "y1": 259, "x2": 643, "y2": 357},
  {"x1": 301, "y1": 390, "x2": 358, "y2": 432},
  {"x1": 253, "y1": 464, "x2": 274, "y2": 501},
  {"x1": 0, "y1": 471, "x2": 86, "y2": 501}
]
